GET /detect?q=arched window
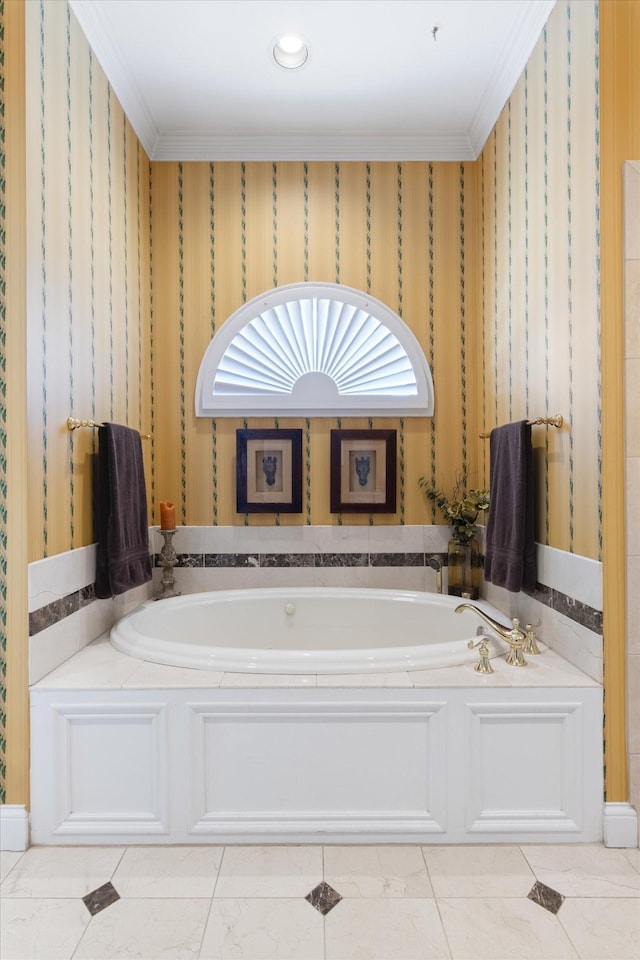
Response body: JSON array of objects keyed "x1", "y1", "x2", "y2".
[{"x1": 195, "y1": 282, "x2": 434, "y2": 417}]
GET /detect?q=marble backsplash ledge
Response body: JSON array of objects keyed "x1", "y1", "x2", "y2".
[{"x1": 27, "y1": 527, "x2": 603, "y2": 685}]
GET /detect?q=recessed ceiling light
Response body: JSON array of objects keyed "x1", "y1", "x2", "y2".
[{"x1": 273, "y1": 33, "x2": 308, "y2": 69}]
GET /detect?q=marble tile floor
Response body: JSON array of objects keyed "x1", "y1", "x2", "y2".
[{"x1": 1, "y1": 843, "x2": 639, "y2": 960}]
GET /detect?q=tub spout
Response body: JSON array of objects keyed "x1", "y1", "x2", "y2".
[
  {"x1": 455, "y1": 603, "x2": 528, "y2": 666},
  {"x1": 455, "y1": 602, "x2": 519, "y2": 641},
  {"x1": 427, "y1": 555, "x2": 443, "y2": 594}
]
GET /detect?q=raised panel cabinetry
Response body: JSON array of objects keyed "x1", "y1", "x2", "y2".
[{"x1": 30, "y1": 686, "x2": 603, "y2": 844}]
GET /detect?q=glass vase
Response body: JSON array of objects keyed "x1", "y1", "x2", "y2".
[{"x1": 447, "y1": 536, "x2": 480, "y2": 599}]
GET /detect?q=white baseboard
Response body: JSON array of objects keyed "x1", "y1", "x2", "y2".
[
  {"x1": 603, "y1": 802, "x2": 638, "y2": 848},
  {"x1": 0, "y1": 805, "x2": 30, "y2": 851}
]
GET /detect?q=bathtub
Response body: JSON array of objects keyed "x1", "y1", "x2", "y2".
[
  {"x1": 31, "y1": 586, "x2": 604, "y2": 845},
  {"x1": 110, "y1": 587, "x2": 507, "y2": 673}
]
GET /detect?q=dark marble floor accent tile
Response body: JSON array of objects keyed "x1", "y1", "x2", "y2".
[
  {"x1": 553, "y1": 591, "x2": 603, "y2": 633},
  {"x1": 370, "y1": 552, "x2": 424, "y2": 567},
  {"x1": 527, "y1": 881, "x2": 564, "y2": 914},
  {"x1": 204, "y1": 553, "x2": 256, "y2": 568},
  {"x1": 83, "y1": 881, "x2": 120, "y2": 916},
  {"x1": 260, "y1": 553, "x2": 315, "y2": 568},
  {"x1": 315, "y1": 552, "x2": 369, "y2": 567},
  {"x1": 305, "y1": 881, "x2": 342, "y2": 915}
]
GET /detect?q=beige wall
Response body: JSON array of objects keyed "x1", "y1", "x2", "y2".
[
  {"x1": 624, "y1": 161, "x2": 640, "y2": 830},
  {"x1": 600, "y1": 0, "x2": 639, "y2": 806},
  {"x1": 1, "y1": 0, "x2": 29, "y2": 806}
]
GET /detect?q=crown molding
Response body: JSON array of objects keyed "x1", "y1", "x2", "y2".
[
  {"x1": 69, "y1": 0, "x2": 159, "y2": 158},
  {"x1": 151, "y1": 133, "x2": 476, "y2": 162},
  {"x1": 70, "y1": 0, "x2": 555, "y2": 163},
  {"x1": 467, "y1": 0, "x2": 556, "y2": 156}
]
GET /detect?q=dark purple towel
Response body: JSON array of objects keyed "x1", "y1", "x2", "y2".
[
  {"x1": 95, "y1": 423, "x2": 153, "y2": 599},
  {"x1": 484, "y1": 420, "x2": 536, "y2": 593}
]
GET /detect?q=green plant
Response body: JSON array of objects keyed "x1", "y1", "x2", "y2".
[{"x1": 419, "y1": 472, "x2": 490, "y2": 542}]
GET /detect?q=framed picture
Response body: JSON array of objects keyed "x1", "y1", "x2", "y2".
[
  {"x1": 236, "y1": 429, "x2": 303, "y2": 513},
  {"x1": 330, "y1": 429, "x2": 397, "y2": 513}
]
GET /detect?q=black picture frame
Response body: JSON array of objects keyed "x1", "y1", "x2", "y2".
[
  {"x1": 330, "y1": 429, "x2": 397, "y2": 513},
  {"x1": 236, "y1": 429, "x2": 303, "y2": 513}
]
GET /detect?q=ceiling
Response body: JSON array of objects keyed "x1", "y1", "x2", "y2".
[{"x1": 69, "y1": 0, "x2": 556, "y2": 162}]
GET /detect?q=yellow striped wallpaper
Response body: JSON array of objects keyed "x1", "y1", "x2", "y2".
[
  {"x1": 480, "y1": 0, "x2": 601, "y2": 561},
  {"x1": 151, "y1": 160, "x2": 482, "y2": 529},
  {"x1": 24, "y1": 0, "x2": 151, "y2": 562},
  {"x1": 21, "y1": 0, "x2": 601, "y2": 563}
]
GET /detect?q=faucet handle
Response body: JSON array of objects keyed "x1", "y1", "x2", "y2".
[
  {"x1": 509, "y1": 617, "x2": 528, "y2": 641},
  {"x1": 467, "y1": 638, "x2": 493, "y2": 674},
  {"x1": 523, "y1": 619, "x2": 542, "y2": 655}
]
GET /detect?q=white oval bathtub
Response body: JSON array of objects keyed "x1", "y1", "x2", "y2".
[{"x1": 110, "y1": 588, "x2": 509, "y2": 673}]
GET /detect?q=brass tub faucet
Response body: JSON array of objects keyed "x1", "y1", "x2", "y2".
[{"x1": 456, "y1": 602, "x2": 528, "y2": 666}]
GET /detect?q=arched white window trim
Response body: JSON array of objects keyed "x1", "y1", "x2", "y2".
[{"x1": 195, "y1": 282, "x2": 435, "y2": 418}]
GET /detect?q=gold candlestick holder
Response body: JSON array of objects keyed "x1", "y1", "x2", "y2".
[{"x1": 155, "y1": 529, "x2": 181, "y2": 600}]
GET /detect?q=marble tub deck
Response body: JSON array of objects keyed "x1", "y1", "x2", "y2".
[{"x1": 32, "y1": 630, "x2": 600, "y2": 691}]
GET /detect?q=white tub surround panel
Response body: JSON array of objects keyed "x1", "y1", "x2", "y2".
[
  {"x1": 151, "y1": 525, "x2": 451, "y2": 596},
  {"x1": 28, "y1": 581, "x2": 152, "y2": 685},
  {"x1": 536, "y1": 545, "x2": 603, "y2": 611},
  {"x1": 30, "y1": 645, "x2": 603, "y2": 846},
  {"x1": 186, "y1": 695, "x2": 449, "y2": 841},
  {"x1": 28, "y1": 543, "x2": 154, "y2": 683},
  {"x1": 28, "y1": 599, "x2": 115, "y2": 686},
  {"x1": 28, "y1": 544, "x2": 99, "y2": 613},
  {"x1": 483, "y1": 542, "x2": 603, "y2": 683}
]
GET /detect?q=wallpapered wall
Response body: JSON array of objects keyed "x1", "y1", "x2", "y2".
[
  {"x1": 22, "y1": 0, "x2": 600, "y2": 563},
  {"x1": 150, "y1": 0, "x2": 600, "y2": 558},
  {"x1": 24, "y1": 0, "x2": 151, "y2": 563},
  {"x1": 151, "y1": 160, "x2": 481, "y2": 530},
  {"x1": 480, "y1": 0, "x2": 601, "y2": 561}
]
